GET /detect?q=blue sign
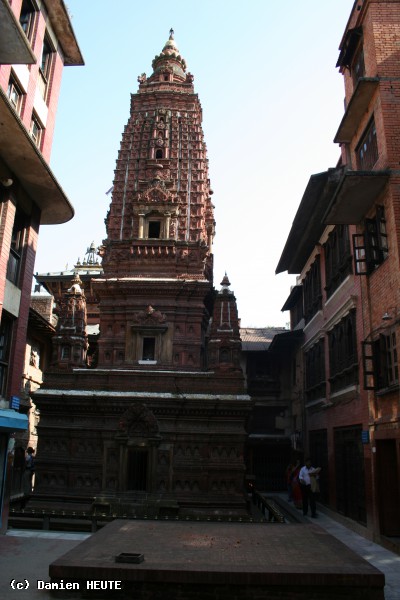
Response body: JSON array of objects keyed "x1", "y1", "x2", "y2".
[
  {"x1": 361, "y1": 430, "x2": 370, "y2": 444},
  {"x1": 10, "y1": 396, "x2": 20, "y2": 410}
]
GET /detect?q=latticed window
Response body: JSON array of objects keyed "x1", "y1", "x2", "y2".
[
  {"x1": 357, "y1": 118, "x2": 378, "y2": 170},
  {"x1": 303, "y1": 256, "x2": 322, "y2": 324},
  {"x1": 305, "y1": 338, "x2": 326, "y2": 404},
  {"x1": 324, "y1": 225, "x2": 352, "y2": 298},
  {"x1": 328, "y1": 310, "x2": 358, "y2": 394},
  {"x1": 353, "y1": 206, "x2": 388, "y2": 275},
  {"x1": 363, "y1": 329, "x2": 399, "y2": 391}
]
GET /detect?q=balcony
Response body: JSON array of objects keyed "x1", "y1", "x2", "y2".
[
  {"x1": 323, "y1": 169, "x2": 389, "y2": 225},
  {"x1": 334, "y1": 78, "x2": 379, "y2": 144}
]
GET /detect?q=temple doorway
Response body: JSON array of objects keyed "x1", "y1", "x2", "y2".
[{"x1": 127, "y1": 448, "x2": 148, "y2": 491}]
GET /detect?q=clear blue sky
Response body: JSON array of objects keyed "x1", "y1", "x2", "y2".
[{"x1": 36, "y1": 0, "x2": 354, "y2": 327}]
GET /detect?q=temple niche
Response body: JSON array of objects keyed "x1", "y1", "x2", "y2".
[{"x1": 34, "y1": 31, "x2": 251, "y2": 516}]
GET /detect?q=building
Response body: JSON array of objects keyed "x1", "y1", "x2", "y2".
[
  {"x1": 0, "y1": 0, "x2": 83, "y2": 532},
  {"x1": 33, "y1": 32, "x2": 252, "y2": 517},
  {"x1": 241, "y1": 327, "x2": 303, "y2": 491},
  {"x1": 277, "y1": 0, "x2": 400, "y2": 544}
]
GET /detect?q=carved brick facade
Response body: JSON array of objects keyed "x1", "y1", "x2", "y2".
[{"x1": 34, "y1": 32, "x2": 251, "y2": 515}]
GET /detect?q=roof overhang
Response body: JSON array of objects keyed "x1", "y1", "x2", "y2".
[
  {"x1": 0, "y1": 409, "x2": 28, "y2": 432},
  {"x1": 281, "y1": 285, "x2": 302, "y2": 312},
  {"x1": 323, "y1": 170, "x2": 390, "y2": 224},
  {"x1": 0, "y1": 0, "x2": 36, "y2": 64},
  {"x1": 334, "y1": 78, "x2": 379, "y2": 144},
  {"x1": 276, "y1": 168, "x2": 344, "y2": 274},
  {"x1": 268, "y1": 330, "x2": 303, "y2": 353},
  {"x1": 0, "y1": 88, "x2": 74, "y2": 224},
  {"x1": 28, "y1": 307, "x2": 55, "y2": 335},
  {"x1": 336, "y1": 26, "x2": 363, "y2": 69},
  {"x1": 42, "y1": 0, "x2": 84, "y2": 66}
]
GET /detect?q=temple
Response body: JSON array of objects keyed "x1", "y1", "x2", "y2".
[{"x1": 34, "y1": 32, "x2": 251, "y2": 515}]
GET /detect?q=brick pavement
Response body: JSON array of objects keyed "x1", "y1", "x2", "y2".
[{"x1": 48, "y1": 519, "x2": 384, "y2": 598}]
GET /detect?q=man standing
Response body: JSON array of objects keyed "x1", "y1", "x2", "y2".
[{"x1": 299, "y1": 457, "x2": 320, "y2": 518}]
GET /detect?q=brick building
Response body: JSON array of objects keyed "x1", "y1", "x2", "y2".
[
  {"x1": 277, "y1": 0, "x2": 400, "y2": 544},
  {"x1": 0, "y1": 0, "x2": 83, "y2": 532},
  {"x1": 33, "y1": 32, "x2": 252, "y2": 516}
]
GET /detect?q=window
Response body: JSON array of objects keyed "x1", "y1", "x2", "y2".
[
  {"x1": 352, "y1": 44, "x2": 365, "y2": 88},
  {"x1": 0, "y1": 313, "x2": 14, "y2": 399},
  {"x1": 324, "y1": 225, "x2": 352, "y2": 298},
  {"x1": 305, "y1": 338, "x2": 326, "y2": 404},
  {"x1": 155, "y1": 149, "x2": 163, "y2": 159},
  {"x1": 148, "y1": 221, "x2": 161, "y2": 239},
  {"x1": 7, "y1": 76, "x2": 23, "y2": 114},
  {"x1": 362, "y1": 330, "x2": 399, "y2": 390},
  {"x1": 19, "y1": 0, "x2": 36, "y2": 41},
  {"x1": 353, "y1": 206, "x2": 388, "y2": 275},
  {"x1": 6, "y1": 210, "x2": 26, "y2": 286},
  {"x1": 38, "y1": 33, "x2": 54, "y2": 101},
  {"x1": 30, "y1": 112, "x2": 43, "y2": 148},
  {"x1": 357, "y1": 118, "x2": 378, "y2": 170},
  {"x1": 303, "y1": 256, "x2": 322, "y2": 323},
  {"x1": 142, "y1": 337, "x2": 155, "y2": 361},
  {"x1": 328, "y1": 310, "x2": 358, "y2": 394}
]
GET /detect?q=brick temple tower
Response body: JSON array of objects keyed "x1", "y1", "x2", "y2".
[{"x1": 34, "y1": 32, "x2": 251, "y2": 516}]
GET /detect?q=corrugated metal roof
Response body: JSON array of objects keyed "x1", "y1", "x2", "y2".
[{"x1": 240, "y1": 327, "x2": 287, "y2": 351}]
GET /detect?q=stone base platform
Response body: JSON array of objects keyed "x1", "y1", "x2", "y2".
[{"x1": 49, "y1": 519, "x2": 384, "y2": 599}]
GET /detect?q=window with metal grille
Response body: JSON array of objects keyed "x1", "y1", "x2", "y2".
[
  {"x1": 353, "y1": 206, "x2": 388, "y2": 275},
  {"x1": 305, "y1": 338, "x2": 326, "y2": 404},
  {"x1": 357, "y1": 118, "x2": 378, "y2": 170},
  {"x1": 324, "y1": 225, "x2": 352, "y2": 298},
  {"x1": 328, "y1": 310, "x2": 358, "y2": 394},
  {"x1": 303, "y1": 256, "x2": 322, "y2": 324}
]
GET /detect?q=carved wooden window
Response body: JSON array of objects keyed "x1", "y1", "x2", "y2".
[
  {"x1": 324, "y1": 225, "x2": 352, "y2": 298},
  {"x1": 353, "y1": 206, "x2": 388, "y2": 275},
  {"x1": 303, "y1": 256, "x2": 322, "y2": 324},
  {"x1": 328, "y1": 310, "x2": 358, "y2": 394},
  {"x1": 357, "y1": 118, "x2": 378, "y2": 170},
  {"x1": 305, "y1": 338, "x2": 326, "y2": 403},
  {"x1": 362, "y1": 330, "x2": 399, "y2": 390}
]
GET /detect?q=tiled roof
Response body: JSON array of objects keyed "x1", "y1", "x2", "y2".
[{"x1": 240, "y1": 327, "x2": 287, "y2": 351}]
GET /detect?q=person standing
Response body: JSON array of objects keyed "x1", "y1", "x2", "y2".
[
  {"x1": 298, "y1": 457, "x2": 321, "y2": 518},
  {"x1": 21, "y1": 447, "x2": 35, "y2": 508}
]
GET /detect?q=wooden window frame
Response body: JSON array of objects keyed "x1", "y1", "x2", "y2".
[
  {"x1": 353, "y1": 206, "x2": 388, "y2": 275},
  {"x1": 362, "y1": 330, "x2": 399, "y2": 391},
  {"x1": 328, "y1": 310, "x2": 358, "y2": 393},
  {"x1": 357, "y1": 118, "x2": 378, "y2": 171}
]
